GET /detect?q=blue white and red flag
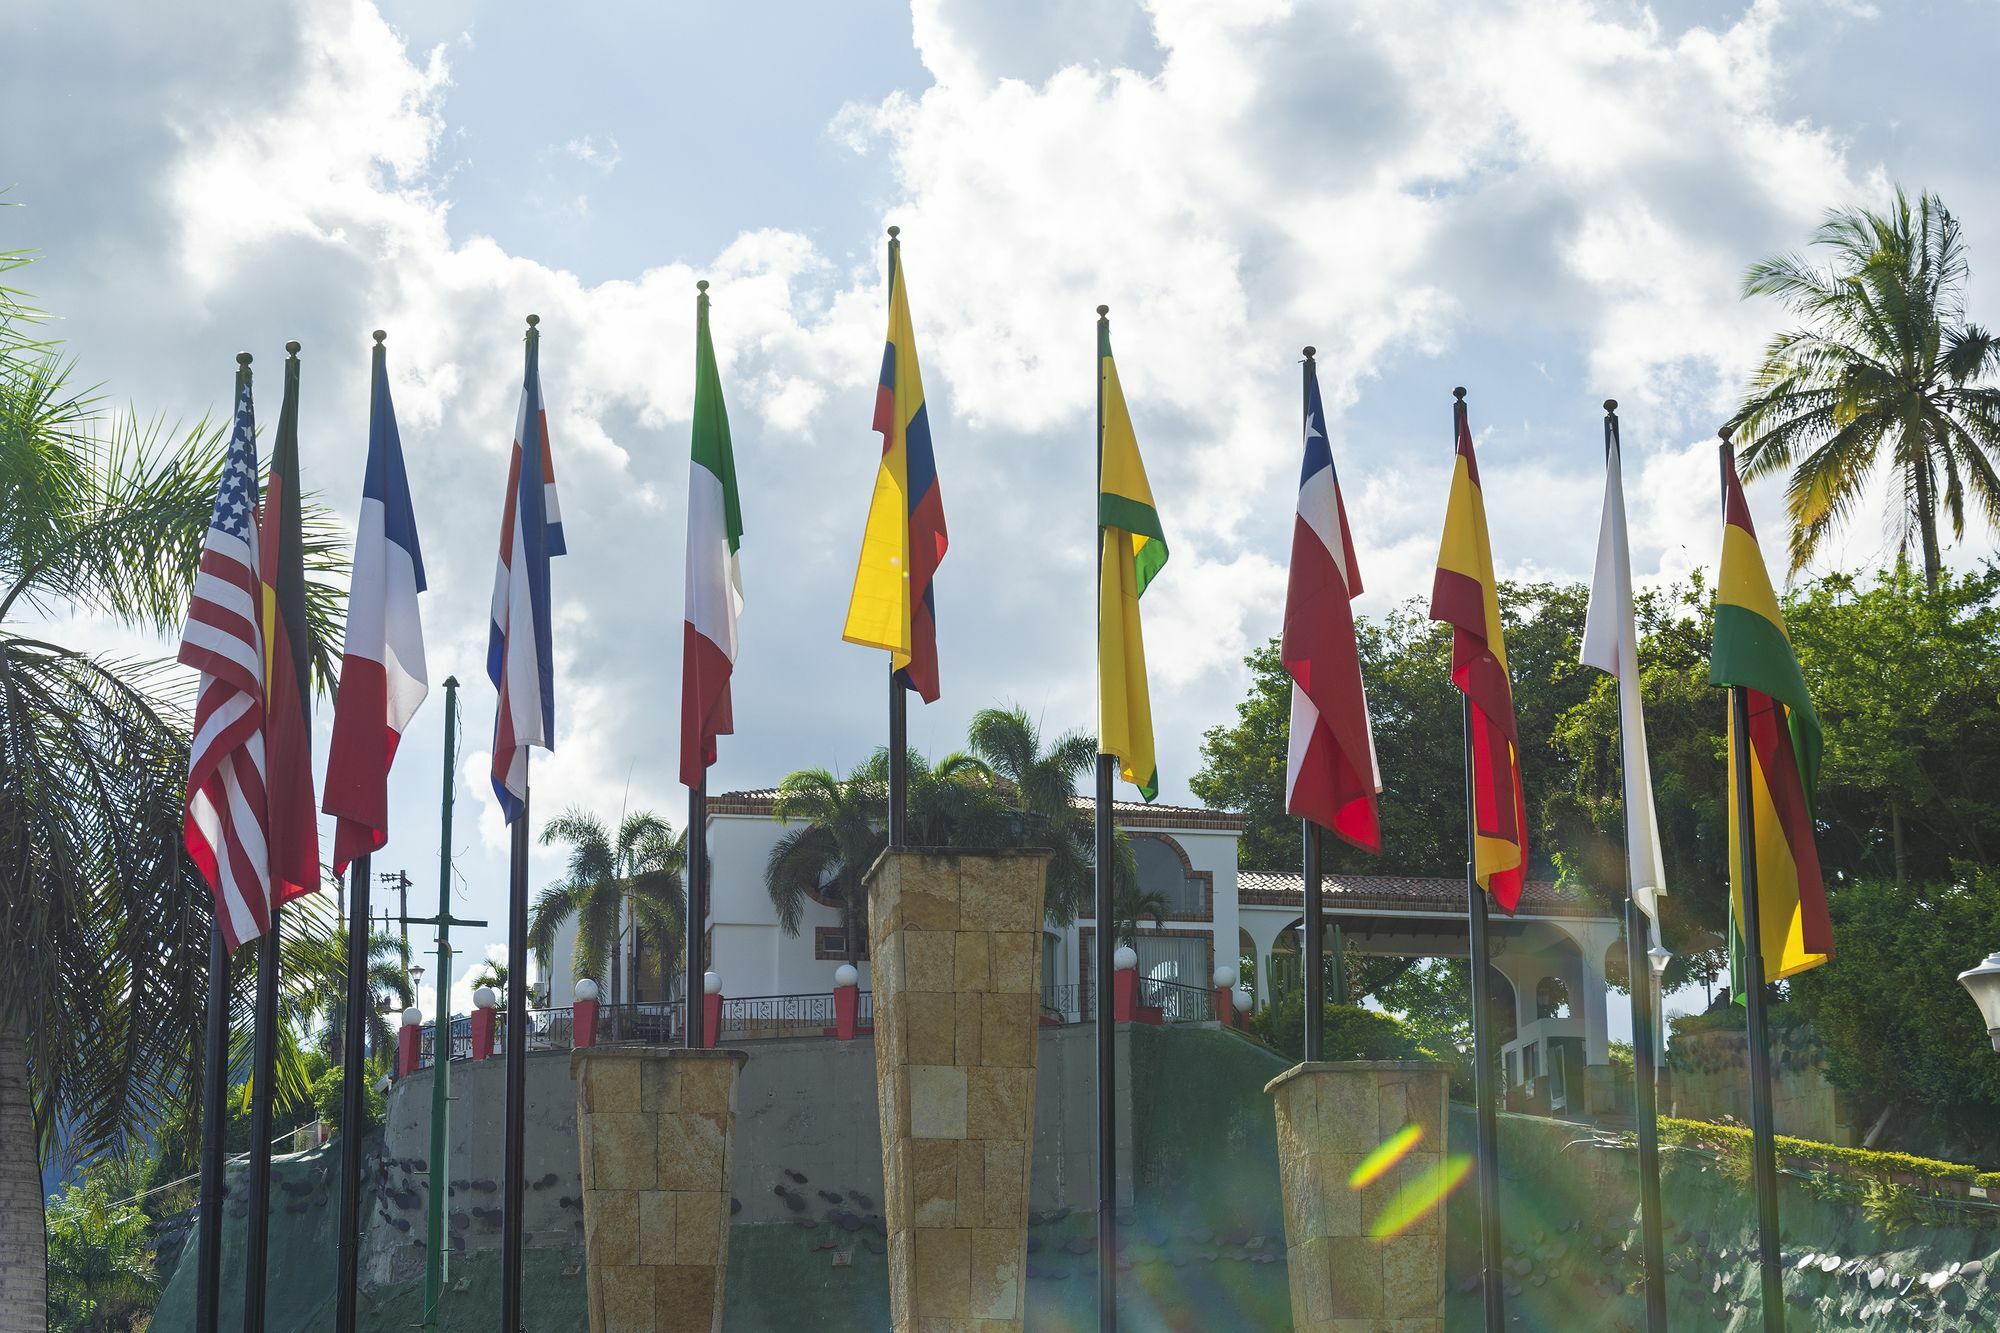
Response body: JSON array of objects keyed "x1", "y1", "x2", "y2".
[
  {"x1": 324, "y1": 340, "x2": 428, "y2": 872},
  {"x1": 1283, "y1": 360, "x2": 1381, "y2": 851},
  {"x1": 488, "y1": 326, "x2": 565, "y2": 821}
]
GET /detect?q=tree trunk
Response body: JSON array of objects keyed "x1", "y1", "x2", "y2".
[
  {"x1": 0, "y1": 1012, "x2": 48, "y2": 1332},
  {"x1": 1914, "y1": 455, "x2": 1943, "y2": 591}
]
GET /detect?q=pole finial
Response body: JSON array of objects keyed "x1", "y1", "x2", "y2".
[
  {"x1": 1452, "y1": 386, "x2": 1466, "y2": 401},
  {"x1": 236, "y1": 352, "x2": 253, "y2": 368},
  {"x1": 285, "y1": 340, "x2": 301, "y2": 357},
  {"x1": 373, "y1": 329, "x2": 387, "y2": 346},
  {"x1": 1096, "y1": 304, "x2": 1109, "y2": 318},
  {"x1": 1603, "y1": 398, "x2": 1617, "y2": 414},
  {"x1": 696, "y1": 279, "x2": 709, "y2": 293},
  {"x1": 1718, "y1": 424, "x2": 1735, "y2": 443},
  {"x1": 525, "y1": 313, "x2": 540, "y2": 329},
  {"x1": 1302, "y1": 345, "x2": 1316, "y2": 359},
  {"x1": 887, "y1": 224, "x2": 900, "y2": 239}
]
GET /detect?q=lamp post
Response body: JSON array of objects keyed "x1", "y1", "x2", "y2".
[{"x1": 1960, "y1": 951, "x2": 2000, "y2": 1053}]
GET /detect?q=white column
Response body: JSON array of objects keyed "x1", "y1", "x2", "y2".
[{"x1": 1572, "y1": 923, "x2": 1613, "y2": 1065}]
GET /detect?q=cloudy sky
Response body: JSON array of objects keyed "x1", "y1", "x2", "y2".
[{"x1": 6, "y1": 0, "x2": 1998, "y2": 1020}]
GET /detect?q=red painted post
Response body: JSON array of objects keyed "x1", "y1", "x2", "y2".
[
  {"x1": 397, "y1": 1009, "x2": 423, "y2": 1079},
  {"x1": 1213, "y1": 965, "x2": 1239, "y2": 1030},
  {"x1": 833, "y1": 963, "x2": 859, "y2": 1041},
  {"x1": 1113, "y1": 946, "x2": 1137, "y2": 1024},
  {"x1": 471, "y1": 990, "x2": 497, "y2": 1060}
]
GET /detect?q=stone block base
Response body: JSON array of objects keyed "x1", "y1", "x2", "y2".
[
  {"x1": 572, "y1": 1046, "x2": 747, "y2": 1333},
  {"x1": 1266, "y1": 1060, "x2": 1450, "y2": 1332},
  {"x1": 867, "y1": 847, "x2": 1052, "y2": 1332}
]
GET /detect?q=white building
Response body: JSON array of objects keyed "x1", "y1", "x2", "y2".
[{"x1": 540, "y1": 790, "x2": 1622, "y2": 1114}]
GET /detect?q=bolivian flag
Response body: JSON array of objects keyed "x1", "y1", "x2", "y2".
[
  {"x1": 1427, "y1": 393, "x2": 1526, "y2": 911},
  {"x1": 1097, "y1": 320, "x2": 1165, "y2": 802},
  {"x1": 1711, "y1": 452, "x2": 1831, "y2": 981}
]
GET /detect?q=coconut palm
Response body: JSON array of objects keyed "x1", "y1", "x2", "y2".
[
  {"x1": 1110, "y1": 880, "x2": 1169, "y2": 949},
  {"x1": 0, "y1": 261, "x2": 346, "y2": 1325},
  {"x1": 1730, "y1": 188, "x2": 2000, "y2": 587},
  {"x1": 968, "y1": 705, "x2": 1100, "y2": 923},
  {"x1": 308, "y1": 926, "x2": 414, "y2": 1067},
  {"x1": 764, "y1": 749, "x2": 1011, "y2": 963},
  {"x1": 529, "y1": 809, "x2": 685, "y2": 1007},
  {"x1": 43, "y1": 1174, "x2": 161, "y2": 1332}
]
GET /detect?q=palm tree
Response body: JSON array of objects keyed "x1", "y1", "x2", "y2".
[
  {"x1": 467, "y1": 958, "x2": 510, "y2": 1006},
  {"x1": 0, "y1": 260, "x2": 346, "y2": 1324},
  {"x1": 43, "y1": 1175, "x2": 161, "y2": 1332},
  {"x1": 309, "y1": 926, "x2": 414, "y2": 1067},
  {"x1": 968, "y1": 705, "x2": 1098, "y2": 923},
  {"x1": 765, "y1": 749, "x2": 1012, "y2": 964},
  {"x1": 1730, "y1": 188, "x2": 2000, "y2": 588},
  {"x1": 529, "y1": 809, "x2": 685, "y2": 1008},
  {"x1": 1110, "y1": 880, "x2": 1169, "y2": 949}
]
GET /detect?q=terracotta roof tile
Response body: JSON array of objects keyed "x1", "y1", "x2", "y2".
[
  {"x1": 1236, "y1": 870, "x2": 1611, "y2": 919},
  {"x1": 710, "y1": 787, "x2": 1246, "y2": 832}
]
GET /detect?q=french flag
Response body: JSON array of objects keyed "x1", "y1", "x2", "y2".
[
  {"x1": 324, "y1": 336, "x2": 428, "y2": 874},
  {"x1": 1283, "y1": 358, "x2": 1381, "y2": 852},
  {"x1": 489, "y1": 322, "x2": 565, "y2": 822}
]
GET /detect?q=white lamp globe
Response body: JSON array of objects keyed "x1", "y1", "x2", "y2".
[
  {"x1": 834, "y1": 964, "x2": 860, "y2": 988},
  {"x1": 574, "y1": 978, "x2": 599, "y2": 1003},
  {"x1": 703, "y1": 971, "x2": 722, "y2": 996},
  {"x1": 473, "y1": 986, "x2": 498, "y2": 1010},
  {"x1": 1112, "y1": 946, "x2": 1138, "y2": 973},
  {"x1": 1233, "y1": 986, "x2": 1252, "y2": 1015},
  {"x1": 1959, "y1": 951, "x2": 2000, "y2": 1052},
  {"x1": 401, "y1": 1006, "x2": 423, "y2": 1028},
  {"x1": 1213, "y1": 965, "x2": 1237, "y2": 990}
]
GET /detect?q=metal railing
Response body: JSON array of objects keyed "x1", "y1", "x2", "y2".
[
  {"x1": 415, "y1": 1016, "x2": 473, "y2": 1069},
  {"x1": 856, "y1": 990, "x2": 875, "y2": 1029},
  {"x1": 594, "y1": 1001, "x2": 684, "y2": 1045},
  {"x1": 527, "y1": 1006, "x2": 573, "y2": 1049},
  {"x1": 1040, "y1": 982, "x2": 1082, "y2": 1023},
  {"x1": 716, "y1": 992, "x2": 836, "y2": 1042},
  {"x1": 1140, "y1": 976, "x2": 1215, "y2": 1024}
]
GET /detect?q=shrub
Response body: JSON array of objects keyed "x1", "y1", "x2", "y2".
[
  {"x1": 312, "y1": 1062, "x2": 386, "y2": 1139},
  {"x1": 1248, "y1": 995, "x2": 1430, "y2": 1064}
]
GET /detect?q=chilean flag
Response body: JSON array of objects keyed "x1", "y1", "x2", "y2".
[
  {"x1": 324, "y1": 337, "x2": 428, "y2": 875},
  {"x1": 489, "y1": 323, "x2": 565, "y2": 822},
  {"x1": 1283, "y1": 358, "x2": 1381, "y2": 852}
]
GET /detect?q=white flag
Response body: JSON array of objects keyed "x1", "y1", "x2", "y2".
[{"x1": 1581, "y1": 420, "x2": 1668, "y2": 934}]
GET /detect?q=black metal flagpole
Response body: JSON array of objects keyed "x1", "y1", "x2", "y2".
[
  {"x1": 194, "y1": 349, "x2": 252, "y2": 1333},
  {"x1": 886, "y1": 225, "x2": 910, "y2": 850},
  {"x1": 686, "y1": 774, "x2": 707, "y2": 1048},
  {"x1": 1093, "y1": 303, "x2": 1119, "y2": 1333},
  {"x1": 1456, "y1": 387, "x2": 1505, "y2": 1333},
  {"x1": 1604, "y1": 400, "x2": 1668, "y2": 1332},
  {"x1": 242, "y1": 905, "x2": 281, "y2": 1333},
  {"x1": 334, "y1": 850, "x2": 371, "y2": 1332},
  {"x1": 1300, "y1": 347, "x2": 1326, "y2": 1064},
  {"x1": 194, "y1": 921, "x2": 231, "y2": 1332},
  {"x1": 500, "y1": 759, "x2": 530, "y2": 1332},
  {"x1": 1721, "y1": 428, "x2": 1786, "y2": 1332}
]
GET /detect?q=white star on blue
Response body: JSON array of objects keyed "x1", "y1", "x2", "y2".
[{"x1": 209, "y1": 393, "x2": 260, "y2": 540}]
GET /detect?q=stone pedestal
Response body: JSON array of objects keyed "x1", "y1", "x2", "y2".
[
  {"x1": 866, "y1": 848, "x2": 1052, "y2": 1332},
  {"x1": 572, "y1": 1046, "x2": 747, "y2": 1333},
  {"x1": 1266, "y1": 1060, "x2": 1451, "y2": 1332}
]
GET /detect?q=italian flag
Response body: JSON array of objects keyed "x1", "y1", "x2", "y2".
[{"x1": 681, "y1": 284, "x2": 744, "y2": 788}]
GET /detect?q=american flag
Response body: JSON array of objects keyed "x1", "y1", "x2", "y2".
[{"x1": 179, "y1": 370, "x2": 272, "y2": 950}]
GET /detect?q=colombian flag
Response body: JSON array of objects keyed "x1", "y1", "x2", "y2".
[
  {"x1": 1712, "y1": 452, "x2": 1831, "y2": 981},
  {"x1": 257, "y1": 344, "x2": 323, "y2": 908},
  {"x1": 842, "y1": 231, "x2": 947, "y2": 701},
  {"x1": 1428, "y1": 393, "x2": 1526, "y2": 911},
  {"x1": 1097, "y1": 318, "x2": 1166, "y2": 802}
]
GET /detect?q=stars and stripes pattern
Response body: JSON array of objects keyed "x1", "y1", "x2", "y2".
[
  {"x1": 178, "y1": 372, "x2": 272, "y2": 950},
  {"x1": 1283, "y1": 359, "x2": 1381, "y2": 851},
  {"x1": 489, "y1": 325, "x2": 565, "y2": 820}
]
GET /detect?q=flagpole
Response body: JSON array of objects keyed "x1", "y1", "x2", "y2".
[
  {"x1": 194, "y1": 349, "x2": 253, "y2": 1333},
  {"x1": 1455, "y1": 386, "x2": 1505, "y2": 1333},
  {"x1": 242, "y1": 905, "x2": 281, "y2": 1333},
  {"x1": 422, "y1": 677, "x2": 464, "y2": 1326},
  {"x1": 334, "y1": 850, "x2": 371, "y2": 1332},
  {"x1": 1299, "y1": 347, "x2": 1327, "y2": 1063},
  {"x1": 686, "y1": 773, "x2": 707, "y2": 1048},
  {"x1": 885, "y1": 225, "x2": 910, "y2": 849},
  {"x1": 1599, "y1": 400, "x2": 1668, "y2": 1332},
  {"x1": 1721, "y1": 428, "x2": 1786, "y2": 1333},
  {"x1": 1092, "y1": 302, "x2": 1119, "y2": 1333},
  {"x1": 501, "y1": 756, "x2": 530, "y2": 1333}
]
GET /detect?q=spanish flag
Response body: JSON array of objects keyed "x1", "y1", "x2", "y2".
[
  {"x1": 1097, "y1": 317, "x2": 1165, "y2": 802},
  {"x1": 1427, "y1": 392, "x2": 1526, "y2": 911},
  {"x1": 258, "y1": 343, "x2": 323, "y2": 908},
  {"x1": 1712, "y1": 450, "x2": 1831, "y2": 981},
  {"x1": 842, "y1": 229, "x2": 947, "y2": 702}
]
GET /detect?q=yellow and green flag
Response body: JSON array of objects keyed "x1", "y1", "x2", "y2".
[
  {"x1": 1097, "y1": 321, "x2": 1166, "y2": 801},
  {"x1": 1711, "y1": 452, "x2": 1831, "y2": 982}
]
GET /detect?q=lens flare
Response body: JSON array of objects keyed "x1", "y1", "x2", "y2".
[
  {"x1": 1347, "y1": 1122, "x2": 1424, "y2": 1190},
  {"x1": 1367, "y1": 1154, "x2": 1475, "y2": 1241}
]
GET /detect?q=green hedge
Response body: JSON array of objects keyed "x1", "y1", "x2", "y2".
[
  {"x1": 1246, "y1": 996, "x2": 1429, "y2": 1063},
  {"x1": 1977, "y1": 1171, "x2": 2000, "y2": 1190},
  {"x1": 1660, "y1": 1116, "x2": 1979, "y2": 1184}
]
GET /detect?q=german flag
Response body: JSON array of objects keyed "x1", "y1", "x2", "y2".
[
  {"x1": 1711, "y1": 450, "x2": 1830, "y2": 981},
  {"x1": 1428, "y1": 391, "x2": 1526, "y2": 911},
  {"x1": 258, "y1": 343, "x2": 323, "y2": 907}
]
